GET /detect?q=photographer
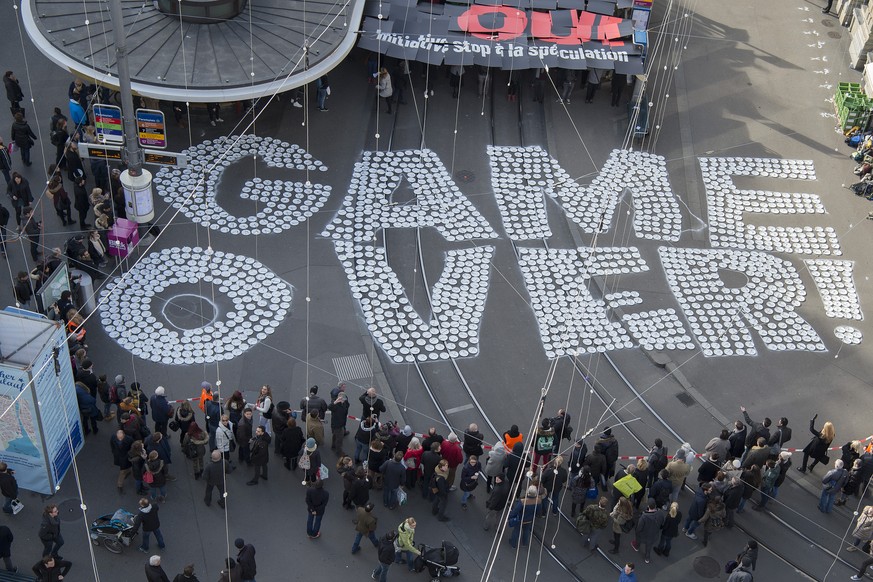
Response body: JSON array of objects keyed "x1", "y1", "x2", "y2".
[{"x1": 0, "y1": 463, "x2": 17, "y2": 515}]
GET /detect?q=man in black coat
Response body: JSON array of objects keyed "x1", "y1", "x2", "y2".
[
  {"x1": 550, "y1": 409, "x2": 572, "y2": 453},
  {"x1": 462, "y1": 424, "x2": 485, "y2": 460},
  {"x1": 132, "y1": 498, "x2": 165, "y2": 552},
  {"x1": 420, "y1": 442, "x2": 442, "y2": 499},
  {"x1": 372, "y1": 530, "x2": 397, "y2": 582},
  {"x1": 768, "y1": 417, "x2": 792, "y2": 459},
  {"x1": 32, "y1": 556, "x2": 71, "y2": 582},
  {"x1": 0, "y1": 463, "x2": 17, "y2": 516},
  {"x1": 247, "y1": 426, "x2": 271, "y2": 485},
  {"x1": 328, "y1": 393, "x2": 350, "y2": 454},
  {"x1": 305, "y1": 480, "x2": 330, "y2": 538},
  {"x1": 0, "y1": 525, "x2": 14, "y2": 572},
  {"x1": 728, "y1": 421, "x2": 747, "y2": 461},
  {"x1": 300, "y1": 386, "x2": 328, "y2": 420},
  {"x1": 202, "y1": 451, "x2": 226, "y2": 508},
  {"x1": 360, "y1": 388, "x2": 386, "y2": 419},
  {"x1": 740, "y1": 406, "x2": 771, "y2": 463},
  {"x1": 75, "y1": 361, "x2": 98, "y2": 397},
  {"x1": 144, "y1": 555, "x2": 170, "y2": 582},
  {"x1": 723, "y1": 477, "x2": 744, "y2": 528},
  {"x1": 234, "y1": 538, "x2": 256, "y2": 582},
  {"x1": 483, "y1": 474, "x2": 511, "y2": 531},
  {"x1": 110, "y1": 430, "x2": 133, "y2": 493}
]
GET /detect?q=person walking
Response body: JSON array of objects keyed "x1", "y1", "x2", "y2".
[
  {"x1": 247, "y1": 426, "x2": 271, "y2": 485},
  {"x1": 851, "y1": 544, "x2": 873, "y2": 581},
  {"x1": 202, "y1": 450, "x2": 226, "y2": 509},
  {"x1": 823, "y1": 0, "x2": 834, "y2": 13},
  {"x1": 145, "y1": 555, "x2": 170, "y2": 582},
  {"x1": 798, "y1": 414, "x2": 835, "y2": 473},
  {"x1": 110, "y1": 429, "x2": 133, "y2": 493},
  {"x1": 682, "y1": 482, "x2": 711, "y2": 539},
  {"x1": 819, "y1": 459, "x2": 848, "y2": 513},
  {"x1": 351, "y1": 502, "x2": 379, "y2": 554},
  {"x1": 144, "y1": 451, "x2": 168, "y2": 503},
  {"x1": 394, "y1": 517, "x2": 420, "y2": 570},
  {"x1": 133, "y1": 498, "x2": 166, "y2": 553},
  {"x1": 847, "y1": 506, "x2": 873, "y2": 552},
  {"x1": 584, "y1": 69, "x2": 602, "y2": 103},
  {"x1": 508, "y1": 486, "x2": 541, "y2": 549},
  {"x1": 305, "y1": 479, "x2": 329, "y2": 539},
  {"x1": 38, "y1": 505, "x2": 63, "y2": 559},
  {"x1": 10, "y1": 112, "x2": 36, "y2": 166},
  {"x1": 377, "y1": 69, "x2": 394, "y2": 114},
  {"x1": 372, "y1": 530, "x2": 397, "y2": 582},
  {"x1": 234, "y1": 538, "x2": 256, "y2": 582},
  {"x1": 207, "y1": 103, "x2": 224, "y2": 126},
  {"x1": 631, "y1": 499, "x2": 664, "y2": 563}
]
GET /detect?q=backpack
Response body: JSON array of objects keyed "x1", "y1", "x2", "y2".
[
  {"x1": 184, "y1": 439, "x2": 198, "y2": 459},
  {"x1": 50, "y1": 130, "x2": 61, "y2": 146},
  {"x1": 536, "y1": 434, "x2": 554, "y2": 452},
  {"x1": 299, "y1": 452, "x2": 311, "y2": 471},
  {"x1": 648, "y1": 448, "x2": 667, "y2": 472},
  {"x1": 262, "y1": 401, "x2": 274, "y2": 420},
  {"x1": 575, "y1": 513, "x2": 592, "y2": 534},
  {"x1": 110, "y1": 383, "x2": 127, "y2": 404}
]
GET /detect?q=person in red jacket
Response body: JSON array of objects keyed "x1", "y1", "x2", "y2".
[{"x1": 441, "y1": 433, "x2": 464, "y2": 491}]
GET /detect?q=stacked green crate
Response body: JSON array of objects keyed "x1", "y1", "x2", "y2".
[{"x1": 835, "y1": 83, "x2": 872, "y2": 131}]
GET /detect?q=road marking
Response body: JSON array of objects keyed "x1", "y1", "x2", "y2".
[{"x1": 445, "y1": 404, "x2": 474, "y2": 415}]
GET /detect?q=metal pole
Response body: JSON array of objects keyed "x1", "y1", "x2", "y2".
[{"x1": 108, "y1": 0, "x2": 144, "y2": 176}]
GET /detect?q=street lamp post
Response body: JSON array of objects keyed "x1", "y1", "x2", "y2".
[{"x1": 108, "y1": 0, "x2": 154, "y2": 223}]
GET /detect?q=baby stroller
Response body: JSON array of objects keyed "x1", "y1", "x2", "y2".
[
  {"x1": 414, "y1": 542, "x2": 460, "y2": 581},
  {"x1": 90, "y1": 509, "x2": 137, "y2": 553}
]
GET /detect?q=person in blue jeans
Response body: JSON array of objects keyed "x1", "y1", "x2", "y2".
[
  {"x1": 133, "y1": 498, "x2": 165, "y2": 552},
  {"x1": 508, "y1": 487, "x2": 541, "y2": 548},
  {"x1": 683, "y1": 483, "x2": 711, "y2": 539},
  {"x1": 351, "y1": 503, "x2": 379, "y2": 554},
  {"x1": 819, "y1": 460, "x2": 847, "y2": 514},
  {"x1": 0, "y1": 463, "x2": 18, "y2": 514},
  {"x1": 394, "y1": 518, "x2": 420, "y2": 570},
  {"x1": 373, "y1": 530, "x2": 397, "y2": 582},
  {"x1": 306, "y1": 480, "x2": 330, "y2": 539}
]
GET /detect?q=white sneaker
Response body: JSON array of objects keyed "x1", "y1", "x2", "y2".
[
  {"x1": 685, "y1": 532, "x2": 697, "y2": 540},
  {"x1": 210, "y1": 120, "x2": 216, "y2": 126},
  {"x1": 292, "y1": 101, "x2": 303, "y2": 108},
  {"x1": 847, "y1": 545, "x2": 858, "y2": 552},
  {"x1": 216, "y1": 117, "x2": 224, "y2": 122},
  {"x1": 850, "y1": 575, "x2": 862, "y2": 581}
]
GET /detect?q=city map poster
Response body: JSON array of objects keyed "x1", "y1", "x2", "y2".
[{"x1": 0, "y1": 366, "x2": 48, "y2": 493}]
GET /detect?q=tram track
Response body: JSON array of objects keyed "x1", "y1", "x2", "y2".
[{"x1": 366, "y1": 67, "x2": 855, "y2": 581}]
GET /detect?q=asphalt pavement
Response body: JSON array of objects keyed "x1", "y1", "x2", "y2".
[{"x1": 1, "y1": 0, "x2": 872, "y2": 580}]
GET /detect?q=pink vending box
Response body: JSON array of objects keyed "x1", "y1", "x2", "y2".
[{"x1": 107, "y1": 218, "x2": 140, "y2": 258}]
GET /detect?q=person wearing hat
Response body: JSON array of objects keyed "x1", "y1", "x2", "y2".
[
  {"x1": 507, "y1": 486, "x2": 541, "y2": 548},
  {"x1": 110, "y1": 375, "x2": 128, "y2": 419},
  {"x1": 395, "y1": 425, "x2": 414, "y2": 456},
  {"x1": 300, "y1": 438, "x2": 322, "y2": 484},
  {"x1": 372, "y1": 529, "x2": 397, "y2": 582},
  {"x1": 305, "y1": 479, "x2": 330, "y2": 539},
  {"x1": 301, "y1": 386, "x2": 328, "y2": 420},
  {"x1": 328, "y1": 392, "x2": 350, "y2": 454},
  {"x1": 198, "y1": 382, "x2": 213, "y2": 413},
  {"x1": 234, "y1": 538, "x2": 256, "y2": 582}
]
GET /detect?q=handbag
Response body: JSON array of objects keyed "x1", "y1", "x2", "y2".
[
  {"x1": 405, "y1": 457, "x2": 416, "y2": 469},
  {"x1": 508, "y1": 514, "x2": 520, "y2": 528},
  {"x1": 299, "y1": 452, "x2": 311, "y2": 471},
  {"x1": 142, "y1": 470, "x2": 154, "y2": 484},
  {"x1": 586, "y1": 486, "x2": 599, "y2": 500},
  {"x1": 620, "y1": 518, "x2": 634, "y2": 533},
  {"x1": 10, "y1": 499, "x2": 23, "y2": 515},
  {"x1": 168, "y1": 420, "x2": 179, "y2": 432},
  {"x1": 318, "y1": 463, "x2": 329, "y2": 480},
  {"x1": 724, "y1": 560, "x2": 738, "y2": 573},
  {"x1": 398, "y1": 488, "x2": 407, "y2": 506}
]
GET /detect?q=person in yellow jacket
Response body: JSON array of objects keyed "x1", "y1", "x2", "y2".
[{"x1": 395, "y1": 517, "x2": 421, "y2": 572}]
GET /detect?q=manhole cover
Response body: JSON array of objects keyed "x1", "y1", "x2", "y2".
[
  {"x1": 455, "y1": 170, "x2": 475, "y2": 183},
  {"x1": 828, "y1": 31, "x2": 842, "y2": 39},
  {"x1": 693, "y1": 556, "x2": 721, "y2": 578},
  {"x1": 57, "y1": 498, "x2": 84, "y2": 522},
  {"x1": 821, "y1": 18, "x2": 835, "y2": 27}
]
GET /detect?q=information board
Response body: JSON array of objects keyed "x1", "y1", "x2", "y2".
[
  {"x1": 93, "y1": 104, "x2": 124, "y2": 145},
  {"x1": 136, "y1": 108, "x2": 167, "y2": 149}
]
